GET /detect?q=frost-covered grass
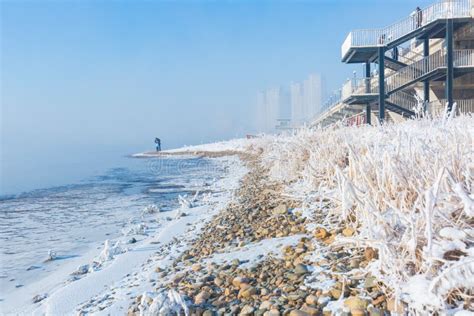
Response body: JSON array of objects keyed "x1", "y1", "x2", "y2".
[
  {"x1": 253, "y1": 115, "x2": 474, "y2": 313},
  {"x1": 138, "y1": 115, "x2": 473, "y2": 313}
]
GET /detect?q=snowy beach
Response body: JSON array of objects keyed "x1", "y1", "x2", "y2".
[
  {"x1": 128, "y1": 115, "x2": 474, "y2": 315},
  {"x1": 1, "y1": 115, "x2": 473, "y2": 315},
  {"x1": 0, "y1": 156, "x2": 247, "y2": 315}
]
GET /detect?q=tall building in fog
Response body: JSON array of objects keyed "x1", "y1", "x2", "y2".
[
  {"x1": 290, "y1": 82, "x2": 304, "y2": 124},
  {"x1": 291, "y1": 73, "x2": 322, "y2": 125},
  {"x1": 304, "y1": 74, "x2": 322, "y2": 119},
  {"x1": 255, "y1": 73, "x2": 322, "y2": 132},
  {"x1": 255, "y1": 87, "x2": 290, "y2": 133}
]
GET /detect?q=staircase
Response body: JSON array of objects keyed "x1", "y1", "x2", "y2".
[
  {"x1": 342, "y1": 0, "x2": 472, "y2": 62},
  {"x1": 385, "y1": 49, "x2": 474, "y2": 94},
  {"x1": 375, "y1": 49, "x2": 425, "y2": 71},
  {"x1": 386, "y1": 91, "x2": 418, "y2": 116}
]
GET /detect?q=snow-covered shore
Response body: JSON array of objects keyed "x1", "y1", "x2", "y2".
[
  {"x1": 5, "y1": 115, "x2": 473, "y2": 315},
  {"x1": 1, "y1": 156, "x2": 247, "y2": 315},
  {"x1": 129, "y1": 115, "x2": 473, "y2": 315}
]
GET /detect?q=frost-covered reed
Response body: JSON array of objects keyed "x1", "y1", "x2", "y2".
[{"x1": 257, "y1": 115, "x2": 474, "y2": 313}]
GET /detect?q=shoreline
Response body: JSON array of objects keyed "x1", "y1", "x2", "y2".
[
  {"x1": 128, "y1": 116, "x2": 474, "y2": 315},
  {"x1": 128, "y1": 151, "x2": 381, "y2": 316},
  {"x1": 2, "y1": 156, "x2": 247, "y2": 315},
  {"x1": 4, "y1": 116, "x2": 473, "y2": 315}
]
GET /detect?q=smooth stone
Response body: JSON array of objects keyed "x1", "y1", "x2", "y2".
[
  {"x1": 343, "y1": 296, "x2": 368, "y2": 311},
  {"x1": 272, "y1": 204, "x2": 288, "y2": 215},
  {"x1": 239, "y1": 305, "x2": 255, "y2": 315},
  {"x1": 300, "y1": 305, "x2": 318, "y2": 316},
  {"x1": 305, "y1": 295, "x2": 318, "y2": 306},
  {"x1": 294, "y1": 264, "x2": 309, "y2": 275},
  {"x1": 195, "y1": 291, "x2": 211, "y2": 304}
]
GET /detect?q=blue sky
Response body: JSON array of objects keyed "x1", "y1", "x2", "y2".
[{"x1": 1, "y1": 0, "x2": 433, "y2": 193}]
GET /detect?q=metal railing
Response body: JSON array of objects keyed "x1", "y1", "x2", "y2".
[
  {"x1": 457, "y1": 99, "x2": 474, "y2": 112},
  {"x1": 341, "y1": 0, "x2": 472, "y2": 57},
  {"x1": 388, "y1": 90, "x2": 419, "y2": 109},
  {"x1": 386, "y1": 49, "x2": 474, "y2": 92},
  {"x1": 398, "y1": 49, "x2": 425, "y2": 65},
  {"x1": 429, "y1": 99, "x2": 474, "y2": 115},
  {"x1": 343, "y1": 112, "x2": 367, "y2": 127},
  {"x1": 341, "y1": 77, "x2": 379, "y2": 101},
  {"x1": 386, "y1": 50, "x2": 446, "y2": 92},
  {"x1": 318, "y1": 49, "x2": 474, "y2": 124},
  {"x1": 454, "y1": 49, "x2": 474, "y2": 66},
  {"x1": 320, "y1": 89, "x2": 342, "y2": 114}
]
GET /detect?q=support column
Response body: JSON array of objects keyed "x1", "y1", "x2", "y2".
[
  {"x1": 446, "y1": 19, "x2": 454, "y2": 112},
  {"x1": 378, "y1": 46, "x2": 385, "y2": 122},
  {"x1": 365, "y1": 62, "x2": 371, "y2": 125},
  {"x1": 423, "y1": 38, "x2": 430, "y2": 109}
]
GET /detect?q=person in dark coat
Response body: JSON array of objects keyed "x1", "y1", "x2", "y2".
[
  {"x1": 416, "y1": 7, "x2": 422, "y2": 28},
  {"x1": 392, "y1": 46, "x2": 399, "y2": 61},
  {"x1": 155, "y1": 137, "x2": 161, "y2": 152}
]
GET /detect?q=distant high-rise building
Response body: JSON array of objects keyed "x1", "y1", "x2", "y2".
[
  {"x1": 291, "y1": 73, "x2": 322, "y2": 125},
  {"x1": 256, "y1": 73, "x2": 322, "y2": 132},
  {"x1": 290, "y1": 82, "x2": 304, "y2": 124},
  {"x1": 255, "y1": 87, "x2": 290, "y2": 133},
  {"x1": 303, "y1": 74, "x2": 322, "y2": 121}
]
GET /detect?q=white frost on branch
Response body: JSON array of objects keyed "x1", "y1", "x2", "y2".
[{"x1": 247, "y1": 115, "x2": 474, "y2": 313}]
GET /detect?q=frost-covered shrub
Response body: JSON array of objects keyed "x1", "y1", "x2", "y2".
[
  {"x1": 97, "y1": 240, "x2": 124, "y2": 264},
  {"x1": 257, "y1": 115, "x2": 474, "y2": 313},
  {"x1": 141, "y1": 205, "x2": 160, "y2": 216},
  {"x1": 122, "y1": 223, "x2": 148, "y2": 236},
  {"x1": 138, "y1": 290, "x2": 189, "y2": 316}
]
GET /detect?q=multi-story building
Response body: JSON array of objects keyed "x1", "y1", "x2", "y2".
[
  {"x1": 313, "y1": 0, "x2": 474, "y2": 127},
  {"x1": 290, "y1": 82, "x2": 304, "y2": 124},
  {"x1": 291, "y1": 74, "x2": 323, "y2": 125},
  {"x1": 304, "y1": 74, "x2": 323, "y2": 119},
  {"x1": 256, "y1": 87, "x2": 291, "y2": 132}
]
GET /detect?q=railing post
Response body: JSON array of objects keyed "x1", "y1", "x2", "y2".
[
  {"x1": 365, "y1": 62, "x2": 372, "y2": 125},
  {"x1": 378, "y1": 46, "x2": 386, "y2": 122},
  {"x1": 446, "y1": 18, "x2": 454, "y2": 113},
  {"x1": 423, "y1": 38, "x2": 430, "y2": 112}
]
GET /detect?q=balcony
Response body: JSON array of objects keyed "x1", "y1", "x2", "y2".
[
  {"x1": 341, "y1": 77, "x2": 379, "y2": 104},
  {"x1": 428, "y1": 98, "x2": 474, "y2": 115},
  {"x1": 385, "y1": 49, "x2": 474, "y2": 94},
  {"x1": 341, "y1": 0, "x2": 472, "y2": 63}
]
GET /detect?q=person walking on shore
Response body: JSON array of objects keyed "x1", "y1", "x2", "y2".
[{"x1": 155, "y1": 137, "x2": 161, "y2": 152}]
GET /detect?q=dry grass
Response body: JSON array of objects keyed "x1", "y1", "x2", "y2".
[{"x1": 254, "y1": 115, "x2": 474, "y2": 313}]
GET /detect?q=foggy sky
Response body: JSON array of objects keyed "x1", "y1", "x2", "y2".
[{"x1": 1, "y1": 0, "x2": 433, "y2": 193}]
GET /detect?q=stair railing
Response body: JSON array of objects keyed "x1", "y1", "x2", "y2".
[
  {"x1": 386, "y1": 49, "x2": 446, "y2": 92},
  {"x1": 342, "y1": 0, "x2": 472, "y2": 57},
  {"x1": 388, "y1": 91, "x2": 419, "y2": 109}
]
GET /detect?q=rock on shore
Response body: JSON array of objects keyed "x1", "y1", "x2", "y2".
[{"x1": 128, "y1": 154, "x2": 393, "y2": 316}]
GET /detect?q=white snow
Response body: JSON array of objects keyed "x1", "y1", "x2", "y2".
[
  {"x1": 205, "y1": 235, "x2": 305, "y2": 269},
  {"x1": 5, "y1": 115, "x2": 473, "y2": 314},
  {"x1": 439, "y1": 227, "x2": 467, "y2": 241},
  {"x1": 156, "y1": 116, "x2": 474, "y2": 313},
  {"x1": 2, "y1": 156, "x2": 247, "y2": 315}
]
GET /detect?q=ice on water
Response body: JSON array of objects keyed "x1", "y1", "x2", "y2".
[{"x1": 0, "y1": 156, "x2": 221, "y2": 307}]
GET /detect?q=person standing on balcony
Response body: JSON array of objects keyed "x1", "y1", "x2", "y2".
[
  {"x1": 416, "y1": 6, "x2": 422, "y2": 28},
  {"x1": 392, "y1": 46, "x2": 399, "y2": 61},
  {"x1": 411, "y1": 7, "x2": 422, "y2": 29},
  {"x1": 378, "y1": 33, "x2": 386, "y2": 45}
]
